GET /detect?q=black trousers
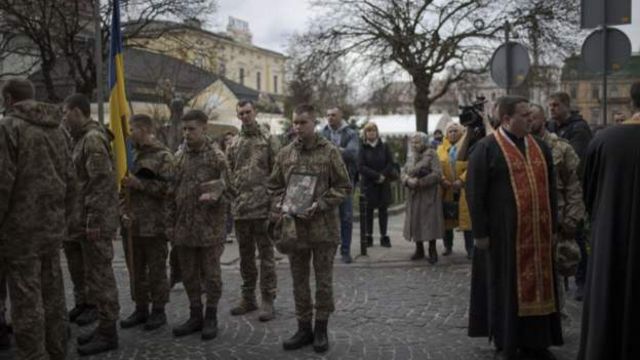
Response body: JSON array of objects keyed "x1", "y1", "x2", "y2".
[{"x1": 365, "y1": 206, "x2": 388, "y2": 238}]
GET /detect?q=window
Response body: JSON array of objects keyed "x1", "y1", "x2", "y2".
[
  {"x1": 256, "y1": 71, "x2": 261, "y2": 91},
  {"x1": 239, "y1": 68, "x2": 245, "y2": 85},
  {"x1": 273, "y1": 75, "x2": 278, "y2": 93},
  {"x1": 591, "y1": 83, "x2": 600, "y2": 100}
]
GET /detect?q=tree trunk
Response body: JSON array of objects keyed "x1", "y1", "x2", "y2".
[
  {"x1": 40, "y1": 60, "x2": 60, "y2": 103},
  {"x1": 413, "y1": 79, "x2": 431, "y2": 133}
]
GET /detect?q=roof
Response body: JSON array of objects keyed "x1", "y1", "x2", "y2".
[{"x1": 562, "y1": 53, "x2": 640, "y2": 81}]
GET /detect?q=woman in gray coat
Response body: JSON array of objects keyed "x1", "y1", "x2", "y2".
[{"x1": 402, "y1": 132, "x2": 445, "y2": 263}]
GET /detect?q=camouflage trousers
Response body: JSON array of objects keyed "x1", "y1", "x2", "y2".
[
  {"x1": 0, "y1": 249, "x2": 67, "y2": 360},
  {"x1": 288, "y1": 244, "x2": 338, "y2": 321},
  {"x1": 235, "y1": 219, "x2": 277, "y2": 301},
  {"x1": 177, "y1": 244, "x2": 224, "y2": 308},
  {"x1": 122, "y1": 235, "x2": 169, "y2": 307},
  {"x1": 65, "y1": 236, "x2": 120, "y2": 322}
]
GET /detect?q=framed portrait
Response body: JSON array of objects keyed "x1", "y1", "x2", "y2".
[{"x1": 282, "y1": 172, "x2": 318, "y2": 215}]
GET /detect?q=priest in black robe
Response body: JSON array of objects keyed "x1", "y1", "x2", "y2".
[
  {"x1": 466, "y1": 96, "x2": 563, "y2": 360},
  {"x1": 578, "y1": 82, "x2": 640, "y2": 360}
]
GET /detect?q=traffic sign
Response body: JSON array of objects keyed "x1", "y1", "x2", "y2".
[
  {"x1": 581, "y1": 0, "x2": 631, "y2": 29},
  {"x1": 490, "y1": 42, "x2": 530, "y2": 90},
  {"x1": 582, "y1": 28, "x2": 632, "y2": 74}
]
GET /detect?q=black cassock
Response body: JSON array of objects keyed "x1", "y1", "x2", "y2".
[
  {"x1": 578, "y1": 124, "x2": 640, "y2": 360},
  {"x1": 465, "y1": 132, "x2": 563, "y2": 357}
]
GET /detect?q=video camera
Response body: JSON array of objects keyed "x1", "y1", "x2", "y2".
[{"x1": 458, "y1": 95, "x2": 487, "y2": 128}]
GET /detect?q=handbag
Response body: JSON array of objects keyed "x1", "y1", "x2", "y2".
[{"x1": 442, "y1": 201, "x2": 459, "y2": 220}]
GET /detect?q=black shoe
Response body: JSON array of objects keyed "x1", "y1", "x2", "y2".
[
  {"x1": 283, "y1": 321, "x2": 313, "y2": 350},
  {"x1": 519, "y1": 347, "x2": 557, "y2": 360},
  {"x1": 366, "y1": 235, "x2": 373, "y2": 247},
  {"x1": 411, "y1": 242, "x2": 425, "y2": 260},
  {"x1": 120, "y1": 305, "x2": 149, "y2": 329},
  {"x1": 144, "y1": 307, "x2": 167, "y2": 331},
  {"x1": 172, "y1": 306, "x2": 203, "y2": 337},
  {"x1": 427, "y1": 241, "x2": 438, "y2": 264},
  {"x1": 0, "y1": 314, "x2": 10, "y2": 350},
  {"x1": 201, "y1": 307, "x2": 217, "y2": 340},
  {"x1": 442, "y1": 248, "x2": 453, "y2": 256},
  {"x1": 77, "y1": 328, "x2": 96, "y2": 346},
  {"x1": 380, "y1": 236, "x2": 391, "y2": 248},
  {"x1": 77, "y1": 322, "x2": 118, "y2": 356},
  {"x1": 68, "y1": 304, "x2": 86, "y2": 323},
  {"x1": 75, "y1": 305, "x2": 98, "y2": 326},
  {"x1": 341, "y1": 254, "x2": 353, "y2": 264},
  {"x1": 313, "y1": 319, "x2": 329, "y2": 353}
]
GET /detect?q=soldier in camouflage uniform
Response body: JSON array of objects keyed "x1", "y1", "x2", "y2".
[
  {"x1": 267, "y1": 104, "x2": 352, "y2": 353},
  {"x1": 62, "y1": 93, "x2": 121, "y2": 356},
  {"x1": 0, "y1": 79, "x2": 75, "y2": 360},
  {"x1": 531, "y1": 104, "x2": 585, "y2": 311},
  {"x1": 227, "y1": 100, "x2": 280, "y2": 321},
  {"x1": 167, "y1": 110, "x2": 230, "y2": 341},
  {"x1": 119, "y1": 114, "x2": 173, "y2": 331}
]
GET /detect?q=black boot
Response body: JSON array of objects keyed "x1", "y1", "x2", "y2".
[
  {"x1": 427, "y1": 240, "x2": 438, "y2": 264},
  {"x1": 201, "y1": 306, "x2": 217, "y2": 340},
  {"x1": 282, "y1": 320, "x2": 314, "y2": 350},
  {"x1": 366, "y1": 235, "x2": 373, "y2": 247},
  {"x1": 76, "y1": 328, "x2": 96, "y2": 346},
  {"x1": 172, "y1": 306, "x2": 203, "y2": 337},
  {"x1": 380, "y1": 236, "x2": 391, "y2": 248},
  {"x1": 411, "y1": 242, "x2": 425, "y2": 260},
  {"x1": 68, "y1": 304, "x2": 86, "y2": 323},
  {"x1": 75, "y1": 304, "x2": 98, "y2": 326},
  {"x1": 77, "y1": 321, "x2": 118, "y2": 356},
  {"x1": 144, "y1": 307, "x2": 167, "y2": 331},
  {"x1": 313, "y1": 319, "x2": 329, "y2": 353},
  {"x1": 0, "y1": 312, "x2": 10, "y2": 350},
  {"x1": 120, "y1": 305, "x2": 149, "y2": 329}
]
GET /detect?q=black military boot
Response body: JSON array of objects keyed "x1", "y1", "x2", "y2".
[
  {"x1": 144, "y1": 306, "x2": 167, "y2": 331},
  {"x1": 120, "y1": 305, "x2": 149, "y2": 329},
  {"x1": 282, "y1": 320, "x2": 314, "y2": 350},
  {"x1": 172, "y1": 306, "x2": 203, "y2": 337},
  {"x1": 77, "y1": 321, "x2": 118, "y2": 356},
  {"x1": 411, "y1": 242, "x2": 425, "y2": 260},
  {"x1": 380, "y1": 235, "x2": 391, "y2": 248},
  {"x1": 68, "y1": 304, "x2": 86, "y2": 323},
  {"x1": 313, "y1": 319, "x2": 329, "y2": 353},
  {"x1": 75, "y1": 304, "x2": 98, "y2": 326},
  {"x1": 0, "y1": 311, "x2": 10, "y2": 350},
  {"x1": 427, "y1": 240, "x2": 438, "y2": 264},
  {"x1": 366, "y1": 235, "x2": 374, "y2": 247},
  {"x1": 201, "y1": 306, "x2": 217, "y2": 340},
  {"x1": 76, "y1": 328, "x2": 96, "y2": 346}
]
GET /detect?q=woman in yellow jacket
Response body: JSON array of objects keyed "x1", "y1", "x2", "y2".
[{"x1": 437, "y1": 123, "x2": 474, "y2": 259}]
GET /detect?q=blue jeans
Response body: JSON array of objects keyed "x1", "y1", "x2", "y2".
[{"x1": 339, "y1": 196, "x2": 353, "y2": 255}]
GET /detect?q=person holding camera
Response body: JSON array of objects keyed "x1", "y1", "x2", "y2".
[{"x1": 358, "y1": 122, "x2": 397, "y2": 248}]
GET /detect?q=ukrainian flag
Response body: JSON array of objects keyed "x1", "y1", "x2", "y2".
[{"x1": 108, "y1": 0, "x2": 130, "y2": 187}]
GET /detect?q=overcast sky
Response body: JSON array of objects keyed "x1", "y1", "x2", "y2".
[{"x1": 209, "y1": 0, "x2": 640, "y2": 56}]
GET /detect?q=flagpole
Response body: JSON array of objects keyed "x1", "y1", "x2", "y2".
[{"x1": 94, "y1": 0, "x2": 104, "y2": 125}]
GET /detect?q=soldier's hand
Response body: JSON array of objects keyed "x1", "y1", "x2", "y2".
[
  {"x1": 86, "y1": 227, "x2": 101, "y2": 242},
  {"x1": 123, "y1": 175, "x2": 143, "y2": 190},
  {"x1": 121, "y1": 214, "x2": 133, "y2": 228},
  {"x1": 475, "y1": 237, "x2": 490, "y2": 250},
  {"x1": 297, "y1": 202, "x2": 319, "y2": 220},
  {"x1": 407, "y1": 178, "x2": 418, "y2": 188},
  {"x1": 441, "y1": 178, "x2": 452, "y2": 188},
  {"x1": 452, "y1": 180, "x2": 463, "y2": 190}
]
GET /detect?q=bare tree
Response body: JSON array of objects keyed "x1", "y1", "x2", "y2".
[{"x1": 0, "y1": 0, "x2": 216, "y2": 101}]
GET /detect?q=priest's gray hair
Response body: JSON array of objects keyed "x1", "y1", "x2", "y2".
[{"x1": 411, "y1": 132, "x2": 429, "y2": 144}]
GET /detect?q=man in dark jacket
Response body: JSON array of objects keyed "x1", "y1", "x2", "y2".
[
  {"x1": 547, "y1": 92, "x2": 593, "y2": 302},
  {"x1": 321, "y1": 108, "x2": 359, "y2": 263}
]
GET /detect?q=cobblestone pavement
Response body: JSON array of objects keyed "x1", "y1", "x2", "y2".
[{"x1": 0, "y1": 214, "x2": 582, "y2": 360}]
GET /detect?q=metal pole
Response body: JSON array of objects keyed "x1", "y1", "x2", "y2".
[
  {"x1": 93, "y1": 0, "x2": 104, "y2": 125},
  {"x1": 601, "y1": 3, "x2": 607, "y2": 125},
  {"x1": 505, "y1": 21, "x2": 511, "y2": 95}
]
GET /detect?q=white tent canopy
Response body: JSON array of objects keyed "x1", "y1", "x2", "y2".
[{"x1": 352, "y1": 113, "x2": 459, "y2": 137}]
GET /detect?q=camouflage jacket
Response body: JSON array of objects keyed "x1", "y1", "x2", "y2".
[
  {"x1": 69, "y1": 120, "x2": 120, "y2": 240},
  {"x1": 0, "y1": 100, "x2": 76, "y2": 257},
  {"x1": 121, "y1": 140, "x2": 174, "y2": 237},
  {"x1": 227, "y1": 121, "x2": 280, "y2": 220},
  {"x1": 168, "y1": 140, "x2": 230, "y2": 247},
  {"x1": 267, "y1": 134, "x2": 352, "y2": 247},
  {"x1": 541, "y1": 131, "x2": 585, "y2": 235}
]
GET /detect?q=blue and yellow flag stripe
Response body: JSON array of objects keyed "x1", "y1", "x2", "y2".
[{"x1": 108, "y1": 0, "x2": 130, "y2": 187}]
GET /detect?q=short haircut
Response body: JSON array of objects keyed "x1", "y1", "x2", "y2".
[
  {"x1": 130, "y1": 114, "x2": 154, "y2": 129},
  {"x1": 64, "y1": 93, "x2": 91, "y2": 117},
  {"x1": 181, "y1": 109, "x2": 208, "y2": 124},
  {"x1": 236, "y1": 99, "x2": 256, "y2": 109},
  {"x1": 631, "y1": 81, "x2": 640, "y2": 110},
  {"x1": 294, "y1": 103, "x2": 316, "y2": 116},
  {"x1": 497, "y1": 96, "x2": 529, "y2": 122},
  {"x1": 549, "y1": 92, "x2": 571, "y2": 108},
  {"x1": 1, "y1": 78, "x2": 35, "y2": 102}
]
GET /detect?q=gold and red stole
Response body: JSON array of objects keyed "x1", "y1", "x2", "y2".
[{"x1": 495, "y1": 127, "x2": 556, "y2": 316}]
